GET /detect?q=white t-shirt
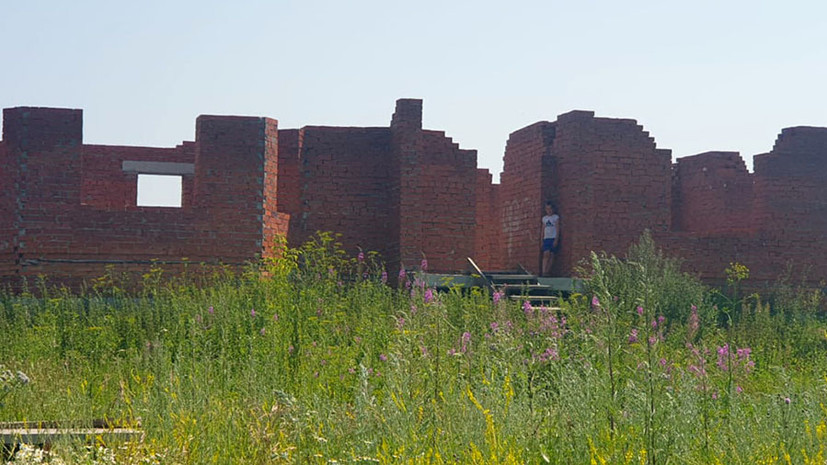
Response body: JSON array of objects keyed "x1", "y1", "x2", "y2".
[{"x1": 542, "y1": 214, "x2": 559, "y2": 239}]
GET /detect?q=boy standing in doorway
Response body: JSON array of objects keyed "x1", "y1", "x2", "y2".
[{"x1": 541, "y1": 202, "x2": 560, "y2": 277}]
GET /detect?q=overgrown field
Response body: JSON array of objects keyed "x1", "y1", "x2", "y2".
[{"x1": 1, "y1": 234, "x2": 826, "y2": 464}]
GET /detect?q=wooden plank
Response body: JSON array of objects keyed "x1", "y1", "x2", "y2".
[
  {"x1": 466, "y1": 257, "x2": 494, "y2": 291},
  {"x1": 1, "y1": 428, "x2": 142, "y2": 446}
]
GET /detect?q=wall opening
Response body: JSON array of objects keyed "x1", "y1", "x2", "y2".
[{"x1": 137, "y1": 174, "x2": 183, "y2": 207}]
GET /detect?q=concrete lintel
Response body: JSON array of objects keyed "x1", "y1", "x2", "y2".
[{"x1": 122, "y1": 161, "x2": 195, "y2": 175}]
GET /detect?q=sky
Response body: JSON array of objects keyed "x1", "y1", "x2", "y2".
[{"x1": 3, "y1": 0, "x2": 827, "y2": 196}]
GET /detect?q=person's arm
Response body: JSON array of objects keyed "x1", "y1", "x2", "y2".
[
  {"x1": 540, "y1": 218, "x2": 546, "y2": 246},
  {"x1": 554, "y1": 217, "x2": 560, "y2": 247}
]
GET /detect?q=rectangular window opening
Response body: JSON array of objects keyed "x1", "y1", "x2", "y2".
[{"x1": 137, "y1": 174, "x2": 183, "y2": 208}]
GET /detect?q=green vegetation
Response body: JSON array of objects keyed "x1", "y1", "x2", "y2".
[{"x1": 1, "y1": 232, "x2": 826, "y2": 464}]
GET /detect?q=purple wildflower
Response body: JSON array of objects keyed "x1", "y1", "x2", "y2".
[
  {"x1": 424, "y1": 288, "x2": 434, "y2": 303},
  {"x1": 523, "y1": 301, "x2": 534, "y2": 317},
  {"x1": 420, "y1": 258, "x2": 428, "y2": 271},
  {"x1": 208, "y1": 306, "x2": 214, "y2": 315},
  {"x1": 688, "y1": 364, "x2": 706, "y2": 377},
  {"x1": 493, "y1": 290, "x2": 503, "y2": 304},
  {"x1": 716, "y1": 344, "x2": 730, "y2": 371},
  {"x1": 687, "y1": 305, "x2": 699, "y2": 340},
  {"x1": 628, "y1": 329, "x2": 639, "y2": 343},
  {"x1": 260, "y1": 327, "x2": 266, "y2": 336},
  {"x1": 379, "y1": 354, "x2": 388, "y2": 362},
  {"x1": 357, "y1": 251, "x2": 365, "y2": 262},
  {"x1": 591, "y1": 296, "x2": 600, "y2": 308},
  {"x1": 251, "y1": 308, "x2": 256, "y2": 318},
  {"x1": 273, "y1": 313, "x2": 279, "y2": 322},
  {"x1": 399, "y1": 268, "x2": 407, "y2": 280},
  {"x1": 784, "y1": 397, "x2": 791, "y2": 405},
  {"x1": 381, "y1": 270, "x2": 388, "y2": 284},
  {"x1": 636, "y1": 306, "x2": 644, "y2": 316},
  {"x1": 461, "y1": 332, "x2": 471, "y2": 353},
  {"x1": 538, "y1": 347, "x2": 559, "y2": 362},
  {"x1": 396, "y1": 316, "x2": 405, "y2": 330}
]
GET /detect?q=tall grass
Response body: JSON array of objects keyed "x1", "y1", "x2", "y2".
[{"x1": 1, "y1": 232, "x2": 826, "y2": 464}]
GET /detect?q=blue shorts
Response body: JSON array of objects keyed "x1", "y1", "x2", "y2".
[{"x1": 542, "y1": 238, "x2": 559, "y2": 253}]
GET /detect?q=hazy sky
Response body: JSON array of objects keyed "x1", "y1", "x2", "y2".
[{"x1": 3, "y1": 0, "x2": 827, "y2": 184}]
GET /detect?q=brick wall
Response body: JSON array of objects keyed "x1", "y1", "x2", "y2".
[
  {"x1": 0, "y1": 140, "x2": 17, "y2": 281},
  {"x1": 499, "y1": 111, "x2": 672, "y2": 277},
  {"x1": 292, "y1": 126, "x2": 394, "y2": 260},
  {"x1": 497, "y1": 111, "x2": 826, "y2": 289},
  {"x1": 554, "y1": 112, "x2": 672, "y2": 266},
  {"x1": 656, "y1": 127, "x2": 827, "y2": 289},
  {"x1": 0, "y1": 108, "x2": 283, "y2": 289},
  {"x1": 276, "y1": 129, "x2": 301, "y2": 245},
  {"x1": 262, "y1": 118, "x2": 287, "y2": 259},
  {"x1": 752, "y1": 127, "x2": 827, "y2": 237},
  {"x1": 1, "y1": 102, "x2": 825, "y2": 292},
  {"x1": 671, "y1": 152, "x2": 753, "y2": 233},
  {"x1": 500, "y1": 121, "x2": 555, "y2": 274},
  {"x1": 80, "y1": 145, "x2": 195, "y2": 209},
  {"x1": 392, "y1": 100, "x2": 478, "y2": 273},
  {"x1": 474, "y1": 169, "x2": 503, "y2": 270}
]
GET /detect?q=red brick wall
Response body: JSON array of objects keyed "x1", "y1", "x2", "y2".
[
  {"x1": 495, "y1": 111, "x2": 826, "y2": 289},
  {"x1": 752, "y1": 127, "x2": 827, "y2": 237},
  {"x1": 262, "y1": 118, "x2": 288, "y2": 259},
  {"x1": 0, "y1": 108, "x2": 281, "y2": 289},
  {"x1": 80, "y1": 146, "x2": 195, "y2": 209},
  {"x1": 276, "y1": 129, "x2": 301, "y2": 245},
  {"x1": 0, "y1": 141, "x2": 17, "y2": 281},
  {"x1": 499, "y1": 121, "x2": 554, "y2": 274},
  {"x1": 292, "y1": 126, "x2": 394, "y2": 260},
  {"x1": 388, "y1": 100, "x2": 420, "y2": 273},
  {"x1": 192, "y1": 115, "x2": 274, "y2": 262},
  {"x1": 554, "y1": 112, "x2": 672, "y2": 267},
  {"x1": 474, "y1": 169, "x2": 503, "y2": 270},
  {"x1": 392, "y1": 100, "x2": 478, "y2": 273},
  {"x1": 2, "y1": 102, "x2": 825, "y2": 292},
  {"x1": 671, "y1": 152, "x2": 753, "y2": 233},
  {"x1": 498, "y1": 111, "x2": 672, "y2": 277}
]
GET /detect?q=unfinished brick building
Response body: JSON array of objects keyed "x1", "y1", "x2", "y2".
[{"x1": 1, "y1": 99, "x2": 825, "y2": 290}]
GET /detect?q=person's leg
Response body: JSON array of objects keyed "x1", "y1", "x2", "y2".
[
  {"x1": 542, "y1": 250, "x2": 551, "y2": 277},
  {"x1": 546, "y1": 252, "x2": 554, "y2": 277}
]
